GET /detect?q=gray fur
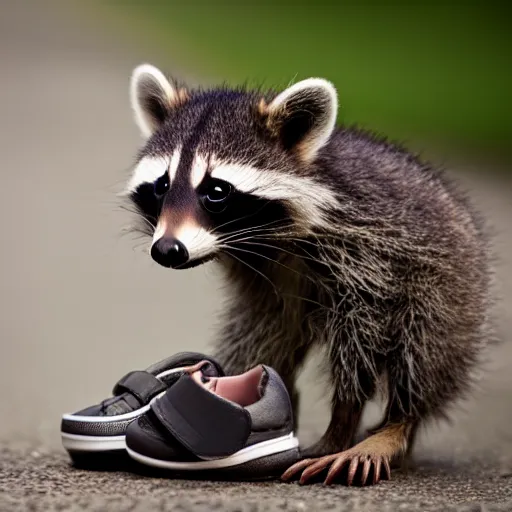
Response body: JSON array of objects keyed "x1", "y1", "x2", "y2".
[
  {"x1": 126, "y1": 66, "x2": 493, "y2": 457},
  {"x1": 216, "y1": 127, "x2": 492, "y2": 454}
]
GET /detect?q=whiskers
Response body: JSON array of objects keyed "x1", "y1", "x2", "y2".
[
  {"x1": 214, "y1": 218, "x2": 295, "y2": 243},
  {"x1": 117, "y1": 203, "x2": 156, "y2": 239},
  {"x1": 214, "y1": 223, "x2": 338, "y2": 314}
]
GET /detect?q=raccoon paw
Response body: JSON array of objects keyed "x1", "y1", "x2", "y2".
[{"x1": 281, "y1": 448, "x2": 391, "y2": 486}]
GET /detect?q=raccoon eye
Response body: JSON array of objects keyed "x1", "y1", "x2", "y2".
[
  {"x1": 201, "y1": 179, "x2": 233, "y2": 213},
  {"x1": 154, "y1": 173, "x2": 170, "y2": 197}
]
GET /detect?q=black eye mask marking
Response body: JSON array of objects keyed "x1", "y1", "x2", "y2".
[{"x1": 129, "y1": 182, "x2": 160, "y2": 232}]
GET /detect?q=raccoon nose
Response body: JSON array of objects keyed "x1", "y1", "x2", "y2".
[{"x1": 151, "y1": 238, "x2": 189, "y2": 268}]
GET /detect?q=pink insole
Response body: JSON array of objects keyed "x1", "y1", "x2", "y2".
[
  {"x1": 213, "y1": 366, "x2": 263, "y2": 407},
  {"x1": 191, "y1": 364, "x2": 264, "y2": 407}
]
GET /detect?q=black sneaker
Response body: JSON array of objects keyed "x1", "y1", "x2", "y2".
[
  {"x1": 60, "y1": 352, "x2": 224, "y2": 464},
  {"x1": 125, "y1": 365, "x2": 300, "y2": 480}
]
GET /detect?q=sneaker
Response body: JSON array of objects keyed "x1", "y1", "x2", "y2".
[
  {"x1": 125, "y1": 364, "x2": 300, "y2": 480},
  {"x1": 60, "y1": 352, "x2": 224, "y2": 463}
]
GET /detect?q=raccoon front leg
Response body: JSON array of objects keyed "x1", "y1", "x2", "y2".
[
  {"x1": 282, "y1": 342, "x2": 424, "y2": 485},
  {"x1": 300, "y1": 396, "x2": 365, "y2": 458},
  {"x1": 282, "y1": 328, "x2": 381, "y2": 484},
  {"x1": 303, "y1": 378, "x2": 421, "y2": 486}
]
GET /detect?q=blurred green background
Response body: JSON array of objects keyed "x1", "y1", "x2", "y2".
[{"x1": 90, "y1": 0, "x2": 510, "y2": 166}]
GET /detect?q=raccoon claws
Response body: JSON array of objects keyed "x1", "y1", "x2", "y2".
[{"x1": 281, "y1": 449, "x2": 391, "y2": 486}]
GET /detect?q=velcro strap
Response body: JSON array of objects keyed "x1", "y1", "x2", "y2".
[
  {"x1": 151, "y1": 374, "x2": 251, "y2": 459},
  {"x1": 113, "y1": 371, "x2": 167, "y2": 405}
]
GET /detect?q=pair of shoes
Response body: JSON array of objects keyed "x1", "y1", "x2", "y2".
[{"x1": 61, "y1": 352, "x2": 300, "y2": 479}]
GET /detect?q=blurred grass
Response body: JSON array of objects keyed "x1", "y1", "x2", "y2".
[{"x1": 90, "y1": 1, "x2": 510, "y2": 165}]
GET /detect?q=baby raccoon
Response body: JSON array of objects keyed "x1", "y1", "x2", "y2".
[{"x1": 124, "y1": 64, "x2": 491, "y2": 485}]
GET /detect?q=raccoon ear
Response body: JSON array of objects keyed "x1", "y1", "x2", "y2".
[
  {"x1": 130, "y1": 64, "x2": 187, "y2": 138},
  {"x1": 262, "y1": 78, "x2": 338, "y2": 163}
]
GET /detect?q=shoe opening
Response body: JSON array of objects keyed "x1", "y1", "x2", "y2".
[{"x1": 211, "y1": 365, "x2": 266, "y2": 407}]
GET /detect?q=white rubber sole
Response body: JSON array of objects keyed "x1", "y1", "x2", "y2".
[
  {"x1": 61, "y1": 433, "x2": 126, "y2": 452},
  {"x1": 126, "y1": 432, "x2": 299, "y2": 470}
]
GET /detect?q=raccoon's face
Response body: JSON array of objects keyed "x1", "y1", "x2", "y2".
[{"x1": 124, "y1": 64, "x2": 339, "y2": 270}]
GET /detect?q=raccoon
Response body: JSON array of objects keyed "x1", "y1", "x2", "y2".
[{"x1": 123, "y1": 64, "x2": 491, "y2": 485}]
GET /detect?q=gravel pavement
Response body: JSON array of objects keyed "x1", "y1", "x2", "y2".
[{"x1": 1, "y1": 1, "x2": 511, "y2": 510}]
